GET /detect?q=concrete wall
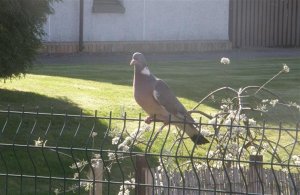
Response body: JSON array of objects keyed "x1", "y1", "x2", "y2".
[
  {"x1": 44, "y1": 0, "x2": 229, "y2": 42},
  {"x1": 43, "y1": 0, "x2": 80, "y2": 42}
]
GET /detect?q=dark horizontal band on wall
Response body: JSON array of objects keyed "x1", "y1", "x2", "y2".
[
  {"x1": 40, "y1": 40, "x2": 232, "y2": 54},
  {"x1": 92, "y1": 0, "x2": 125, "y2": 13}
]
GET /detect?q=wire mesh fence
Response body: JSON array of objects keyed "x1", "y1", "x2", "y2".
[{"x1": 0, "y1": 108, "x2": 299, "y2": 195}]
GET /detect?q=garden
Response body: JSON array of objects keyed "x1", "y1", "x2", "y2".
[{"x1": 0, "y1": 54, "x2": 299, "y2": 194}]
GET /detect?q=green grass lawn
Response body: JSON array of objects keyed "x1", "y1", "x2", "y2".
[
  {"x1": 0, "y1": 56, "x2": 299, "y2": 194},
  {"x1": 1, "y1": 57, "x2": 299, "y2": 117}
]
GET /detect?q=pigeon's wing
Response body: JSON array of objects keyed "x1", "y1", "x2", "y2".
[
  {"x1": 153, "y1": 79, "x2": 192, "y2": 122},
  {"x1": 153, "y1": 79, "x2": 209, "y2": 145}
]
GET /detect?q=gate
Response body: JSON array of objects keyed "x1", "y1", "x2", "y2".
[{"x1": 229, "y1": 0, "x2": 300, "y2": 48}]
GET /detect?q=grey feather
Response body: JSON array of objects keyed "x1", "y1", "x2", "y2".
[{"x1": 153, "y1": 79, "x2": 186, "y2": 117}]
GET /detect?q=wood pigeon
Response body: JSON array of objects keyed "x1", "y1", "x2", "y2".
[{"x1": 130, "y1": 52, "x2": 209, "y2": 145}]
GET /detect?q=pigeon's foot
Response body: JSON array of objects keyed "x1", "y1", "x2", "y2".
[
  {"x1": 145, "y1": 116, "x2": 169, "y2": 125},
  {"x1": 144, "y1": 116, "x2": 153, "y2": 124}
]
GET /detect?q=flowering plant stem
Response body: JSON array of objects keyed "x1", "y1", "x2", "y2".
[{"x1": 255, "y1": 64, "x2": 289, "y2": 95}]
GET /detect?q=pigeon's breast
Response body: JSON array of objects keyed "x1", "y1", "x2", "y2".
[{"x1": 134, "y1": 77, "x2": 169, "y2": 118}]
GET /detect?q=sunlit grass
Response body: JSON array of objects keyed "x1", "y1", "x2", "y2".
[{"x1": 1, "y1": 74, "x2": 136, "y2": 116}]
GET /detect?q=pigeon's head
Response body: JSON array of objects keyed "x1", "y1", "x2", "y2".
[{"x1": 130, "y1": 52, "x2": 147, "y2": 67}]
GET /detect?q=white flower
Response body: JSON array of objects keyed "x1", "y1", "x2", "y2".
[
  {"x1": 270, "y1": 99, "x2": 279, "y2": 107},
  {"x1": 155, "y1": 172, "x2": 163, "y2": 181},
  {"x1": 232, "y1": 127, "x2": 246, "y2": 136},
  {"x1": 91, "y1": 159, "x2": 102, "y2": 168},
  {"x1": 220, "y1": 57, "x2": 230, "y2": 64},
  {"x1": 118, "y1": 143, "x2": 124, "y2": 149},
  {"x1": 124, "y1": 180, "x2": 131, "y2": 187},
  {"x1": 200, "y1": 127, "x2": 211, "y2": 136},
  {"x1": 292, "y1": 155, "x2": 299, "y2": 162},
  {"x1": 220, "y1": 104, "x2": 229, "y2": 111},
  {"x1": 249, "y1": 146, "x2": 257, "y2": 155},
  {"x1": 80, "y1": 181, "x2": 87, "y2": 187},
  {"x1": 195, "y1": 162, "x2": 207, "y2": 170},
  {"x1": 124, "y1": 136, "x2": 132, "y2": 144},
  {"x1": 281, "y1": 168, "x2": 288, "y2": 173},
  {"x1": 91, "y1": 132, "x2": 98, "y2": 138},
  {"x1": 118, "y1": 142, "x2": 130, "y2": 151},
  {"x1": 93, "y1": 153, "x2": 101, "y2": 159},
  {"x1": 130, "y1": 178, "x2": 135, "y2": 184},
  {"x1": 291, "y1": 155, "x2": 300, "y2": 165},
  {"x1": 118, "y1": 178, "x2": 135, "y2": 195},
  {"x1": 248, "y1": 118, "x2": 256, "y2": 126},
  {"x1": 225, "y1": 153, "x2": 233, "y2": 160},
  {"x1": 207, "y1": 151, "x2": 214, "y2": 158},
  {"x1": 34, "y1": 137, "x2": 47, "y2": 147},
  {"x1": 122, "y1": 145, "x2": 130, "y2": 152},
  {"x1": 54, "y1": 188, "x2": 60, "y2": 195},
  {"x1": 112, "y1": 136, "x2": 120, "y2": 145},
  {"x1": 157, "y1": 165, "x2": 162, "y2": 171},
  {"x1": 257, "y1": 104, "x2": 268, "y2": 112},
  {"x1": 73, "y1": 172, "x2": 79, "y2": 179},
  {"x1": 288, "y1": 102, "x2": 300, "y2": 111},
  {"x1": 118, "y1": 189, "x2": 130, "y2": 195},
  {"x1": 239, "y1": 114, "x2": 247, "y2": 121},
  {"x1": 85, "y1": 183, "x2": 93, "y2": 191},
  {"x1": 227, "y1": 142, "x2": 239, "y2": 156},
  {"x1": 224, "y1": 119, "x2": 232, "y2": 126},
  {"x1": 69, "y1": 160, "x2": 88, "y2": 169},
  {"x1": 214, "y1": 161, "x2": 223, "y2": 169},
  {"x1": 282, "y1": 64, "x2": 289, "y2": 73},
  {"x1": 208, "y1": 117, "x2": 220, "y2": 125},
  {"x1": 227, "y1": 110, "x2": 238, "y2": 119},
  {"x1": 262, "y1": 143, "x2": 269, "y2": 149},
  {"x1": 80, "y1": 182, "x2": 93, "y2": 191},
  {"x1": 108, "y1": 152, "x2": 115, "y2": 160}
]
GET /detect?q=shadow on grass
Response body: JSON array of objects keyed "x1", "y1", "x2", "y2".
[
  {"x1": 0, "y1": 88, "x2": 81, "y2": 113},
  {"x1": 0, "y1": 89, "x2": 154, "y2": 194}
]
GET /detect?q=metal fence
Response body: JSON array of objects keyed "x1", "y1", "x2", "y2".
[{"x1": 0, "y1": 108, "x2": 299, "y2": 195}]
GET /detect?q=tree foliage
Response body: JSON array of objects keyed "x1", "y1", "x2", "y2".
[{"x1": 0, "y1": 0, "x2": 55, "y2": 79}]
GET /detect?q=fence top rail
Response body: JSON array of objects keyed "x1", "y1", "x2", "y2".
[{"x1": 0, "y1": 109, "x2": 299, "y2": 132}]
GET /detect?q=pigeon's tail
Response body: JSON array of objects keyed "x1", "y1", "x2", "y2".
[
  {"x1": 176, "y1": 123, "x2": 209, "y2": 145},
  {"x1": 191, "y1": 133, "x2": 210, "y2": 145}
]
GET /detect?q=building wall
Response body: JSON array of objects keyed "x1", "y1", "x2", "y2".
[
  {"x1": 43, "y1": 0, "x2": 80, "y2": 42},
  {"x1": 44, "y1": 0, "x2": 229, "y2": 42}
]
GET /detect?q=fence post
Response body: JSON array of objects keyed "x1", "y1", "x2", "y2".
[
  {"x1": 89, "y1": 159, "x2": 103, "y2": 195},
  {"x1": 135, "y1": 155, "x2": 153, "y2": 195},
  {"x1": 248, "y1": 155, "x2": 264, "y2": 194}
]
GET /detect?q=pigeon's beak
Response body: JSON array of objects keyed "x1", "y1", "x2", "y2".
[{"x1": 130, "y1": 59, "x2": 137, "y2": 66}]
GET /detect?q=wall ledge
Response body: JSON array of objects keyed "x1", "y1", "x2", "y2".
[{"x1": 40, "y1": 40, "x2": 232, "y2": 54}]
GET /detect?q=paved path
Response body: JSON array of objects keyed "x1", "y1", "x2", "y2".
[{"x1": 36, "y1": 48, "x2": 300, "y2": 65}]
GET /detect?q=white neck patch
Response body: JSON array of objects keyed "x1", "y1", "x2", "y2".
[{"x1": 141, "y1": 66, "x2": 151, "y2": 76}]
